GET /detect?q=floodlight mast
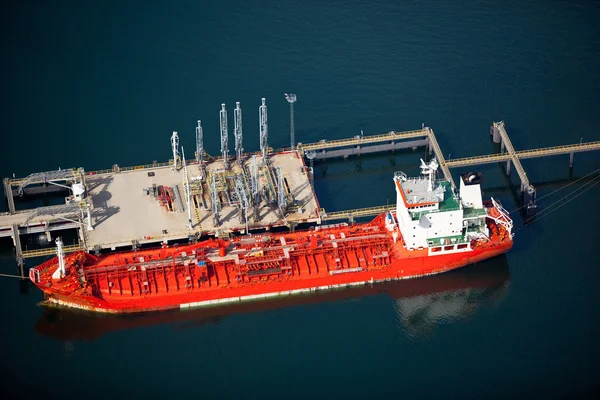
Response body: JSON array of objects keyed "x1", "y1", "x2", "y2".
[{"x1": 285, "y1": 93, "x2": 297, "y2": 150}]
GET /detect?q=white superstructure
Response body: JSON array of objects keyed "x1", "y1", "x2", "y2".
[{"x1": 392, "y1": 158, "x2": 493, "y2": 255}]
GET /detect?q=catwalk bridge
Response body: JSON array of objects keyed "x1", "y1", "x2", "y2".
[{"x1": 305, "y1": 121, "x2": 599, "y2": 222}]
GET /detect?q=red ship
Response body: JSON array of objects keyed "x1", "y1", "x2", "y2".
[{"x1": 29, "y1": 158, "x2": 514, "y2": 314}]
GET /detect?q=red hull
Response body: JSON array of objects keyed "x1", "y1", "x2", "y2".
[
  {"x1": 35, "y1": 257, "x2": 511, "y2": 342},
  {"x1": 30, "y1": 212, "x2": 513, "y2": 314}
]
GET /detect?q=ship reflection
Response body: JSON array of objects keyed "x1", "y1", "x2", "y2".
[
  {"x1": 394, "y1": 255, "x2": 510, "y2": 338},
  {"x1": 36, "y1": 255, "x2": 510, "y2": 342}
]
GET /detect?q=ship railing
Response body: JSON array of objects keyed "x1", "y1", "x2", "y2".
[
  {"x1": 21, "y1": 243, "x2": 83, "y2": 259},
  {"x1": 489, "y1": 197, "x2": 514, "y2": 237},
  {"x1": 320, "y1": 204, "x2": 395, "y2": 221},
  {"x1": 92, "y1": 229, "x2": 202, "y2": 250},
  {"x1": 86, "y1": 161, "x2": 172, "y2": 176}
]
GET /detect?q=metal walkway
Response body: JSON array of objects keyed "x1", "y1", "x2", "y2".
[
  {"x1": 13, "y1": 168, "x2": 80, "y2": 196},
  {"x1": 24, "y1": 203, "x2": 82, "y2": 224},
  {"x1": 425, "y1": 128, "x2": 456, "y2": 189},
  {"x1": 21, "y1": 243, "x2": 83, "y2": 259},
  {"x1": 312, "y1": 120, "x2": 599, "y2": 223},
  {"x1": 445, "y1": 141, "x2": 600, "y2": 168},
  {"x1": 321, "y1": 205, "x2": 395, "y2": 221},
  {"x1": 296, "y1": 128, "x2": 428, "y2": 153},
  {"x1": 494, "y1": 121, "x2": 531, "y2": 192}
]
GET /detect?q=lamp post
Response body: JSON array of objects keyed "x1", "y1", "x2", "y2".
[{"x1": 285, "y1": 93, "x2": 297, "y2": 150}]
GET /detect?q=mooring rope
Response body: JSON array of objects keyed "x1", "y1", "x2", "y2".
[
  {"x1": 513, "y1": 174, "x2": 600, "y2": 233},
  {"x1": 509, "y1": 167, "x2": 600, "y2": 214}
]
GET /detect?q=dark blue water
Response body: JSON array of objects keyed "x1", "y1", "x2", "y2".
[{"x1": 2, "y1": 1, "x2": 599, "y2": 398}]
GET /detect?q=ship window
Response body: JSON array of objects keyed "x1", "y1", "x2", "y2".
[
  {"x1": 444, "y1": 245, "x2": 454, "y2": 251},
  {"x1": 457, "y1": 244, "x2": 468, "y2": 249}
]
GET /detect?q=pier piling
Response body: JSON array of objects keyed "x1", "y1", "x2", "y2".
[
  {"x1": 491, "y1": 125, "x2": 501, "y2": 143},
  {"x1": 3, "y1": 178, "x2": 16, "y2": 214},
  {"x1": 12, "y1": 224, "x2": 25, "y2": 279},
  {"x1": 569, "y1": 152, "x2": 574, "y2": 168}
]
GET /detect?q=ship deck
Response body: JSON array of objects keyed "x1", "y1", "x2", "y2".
[{"x1": 84, "y1": 152, "x2": 320, "y2": 250}]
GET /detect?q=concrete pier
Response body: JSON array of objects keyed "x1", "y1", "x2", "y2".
[
  {"x1": 0, "y1": 151, "x2": 320, "y2": 264},
  {"x1": 81, "y1": 152, "x2": 319, "y2": 251}
]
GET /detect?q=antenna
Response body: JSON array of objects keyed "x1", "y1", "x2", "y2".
[
  {"x1": 171, "y1": 131, "x2": 180, "y2": 171},
  {"x1": 234, "y1": 102, "x2": 243, "y2": 162},
  {"x1": 259, "y1": 98, "x2": 268, "y2": 163},
  {"x1": 220, "y1": 104, "x2": 229, "y2": 169},
  {"x1": 420, "y1": 157, "x2": 439, "y2": 191},
  {"x1": 285, "y1": 93, "x2": 297, "y2": 150}
]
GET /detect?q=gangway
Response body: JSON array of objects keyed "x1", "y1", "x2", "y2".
[
  {"x1": 425, "y1": 128, "x2": 456, "y2": 189},
  {"x1": 445, "y1": 141, "x2": 600, "y2": 168},
  {"x1": 494, "y1": 121, "x2": 531, "y2": 193},
  {"x1": 296, "y1": 128, "x2": 428, "y2": 156},
  {"x1": 14, "y1": 168, "x2": 80, "y2": 196},
  {"x1": 321, "y1": 204, "x2": 395, "y2": 222}
]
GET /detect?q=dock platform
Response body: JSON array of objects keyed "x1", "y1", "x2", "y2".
[{"x1": 83, "y1": 151, "x2": 319, "y2": 251}]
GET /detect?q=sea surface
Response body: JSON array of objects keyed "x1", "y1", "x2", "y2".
[{"x1": 1, "y1": 1, "x2": 599, "y2": 398}]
